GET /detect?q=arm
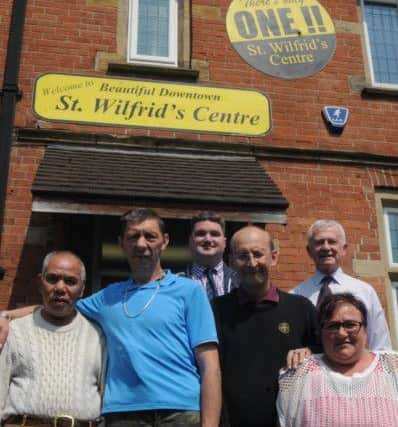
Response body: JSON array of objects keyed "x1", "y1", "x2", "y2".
[
  {"x1": 0, "y1": 305, "x2": 38, "y2": 348},
  {"x1": 195, "y1": 343, "x2": 221, "y2": 427},
  {"x1": 4, "y1": 305, "x2": 37, "y2": 320}
]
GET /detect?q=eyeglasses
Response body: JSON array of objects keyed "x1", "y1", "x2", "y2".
[
  {"x1": 44, "y1": 273, "x2": 79, "y2": 286},
  {"x1": 322, "y1": 320, "x2": 362, "y2": 334},
  {"x1": 235, "y1": 251, "x2": 267, "y2": 262}
]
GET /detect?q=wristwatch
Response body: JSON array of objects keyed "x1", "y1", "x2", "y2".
[{"x1": 0, "y1": 311, "x2": 10, "y2": 320}]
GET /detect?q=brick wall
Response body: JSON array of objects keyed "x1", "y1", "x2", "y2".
[
  {"x1": 0, "y1": 145, "x2": 44, "y2": 307},
  {"x1": 3, "y1": 0, "x2": 397, "y2": 157},
  {"x1": 266, "y1": 160, "x2": 395, "y2": 311},
  {"x1": 1, "y1": 0, "x2": 398, "y2": 327}
]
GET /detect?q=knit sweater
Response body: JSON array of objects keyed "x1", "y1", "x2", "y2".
[
  {"x1": 212, "y1": 288, "x2": 319, "y2": 427},
  {"x1": 277, "y1": 352, "x2": 398, "y2": 427},
  {"x1": 0, "y1": 309, "x2": 105, "y2": 420}
]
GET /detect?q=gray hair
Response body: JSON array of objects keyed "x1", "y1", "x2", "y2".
[
  {"x1": 41, "y1": 251, "x2": 86, "y2": 283},
  {"x1": 307, "y1": 220, "x2": 346, "y2": 245}
]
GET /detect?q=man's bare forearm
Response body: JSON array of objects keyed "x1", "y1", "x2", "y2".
[
  {"x1": 0, "y1": 305, "x2": 39, "y2": 348},
  {"x1": 4, "y1": 305, "x2": 38, "y2": 320},
  {"x1": 195, "y1": 343, "x2": 222, "y2": 427}
]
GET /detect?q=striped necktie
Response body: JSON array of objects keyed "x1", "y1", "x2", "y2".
[
  {"x1": 316, "y1": 275, "x2": 333, "y2": 309},
  {"x1": 205, "y1": 267, "x2": 217, "y2": 299}
]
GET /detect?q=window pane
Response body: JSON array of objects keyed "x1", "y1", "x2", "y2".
[
  {"x1": 388, "y1": 211, "x2": 398, "y2": 263},
  {"x1": 364, "y1": 2, "x2": 398, "y2": 84},
  {"x1": 137, "y1": 0, "x2": 169, "y2": 57}
]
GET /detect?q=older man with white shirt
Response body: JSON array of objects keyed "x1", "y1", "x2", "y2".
[{"x1": 291, "y1": 219, "x2": 391, "y2": 350}]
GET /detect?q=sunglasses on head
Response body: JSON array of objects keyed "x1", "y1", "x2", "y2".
[{"x1": 44, "y1": 273, "x2": 79, "y2": 286}]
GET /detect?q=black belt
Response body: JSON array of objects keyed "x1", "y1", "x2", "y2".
[{"x1": 3, "y1": 415, "x2": 100, "y2": 427}]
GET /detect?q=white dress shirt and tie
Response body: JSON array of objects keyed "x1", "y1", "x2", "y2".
[{"x1": 291, "y1": 267, "x2": 392, "y2": 350}]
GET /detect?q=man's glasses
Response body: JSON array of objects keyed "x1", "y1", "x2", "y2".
[
  {"x1": 322, "y1": 320, "x2": 362, "y2": 334},
  {"x1": 44, "y1": 273, "x2": 79, "y2": 286}
]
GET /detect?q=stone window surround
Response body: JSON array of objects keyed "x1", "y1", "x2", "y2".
[
  {"x1": 358, "y1": 0, "x2": 398, "y2": 96},
  {"x1": 375, "y1": 191, "x2": 398, "y2": 348},
  {"x1": 95, "y1": 0, "x2": 207, "y2": 80}
]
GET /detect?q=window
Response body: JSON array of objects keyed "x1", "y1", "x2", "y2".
[
  {"x1": 376, "y1": 197, "x2": 398, "y2": 343},
  {"x1": 362, "y1": 0, "x2": 398, "y2": 88},
  {"x1": 128, "y1": 0, "x2": 178, "y2": 67},
  {"x1": 391, "y1": 280, "x2": 398, "y2": 329},
  {"x1": 384, "y1": 207, "x2": 398, "y2": 266}
]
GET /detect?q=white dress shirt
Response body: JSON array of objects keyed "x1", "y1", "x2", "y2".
[{"x1": 291, "y1": 267, "x2": 392, "y2": 351}]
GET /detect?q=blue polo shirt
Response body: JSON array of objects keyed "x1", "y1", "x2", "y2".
[{"x1": 76, "y1": 270, "x2": 218, "y2": 414}]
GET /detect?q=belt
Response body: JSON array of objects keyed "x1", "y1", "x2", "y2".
[{"x1": 3, "y1": 415, "x2": 100, "y2": 427}]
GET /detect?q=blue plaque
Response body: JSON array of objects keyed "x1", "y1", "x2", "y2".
[{"x1": 322, "y1": 106, "x2": 349, "y2": 130}]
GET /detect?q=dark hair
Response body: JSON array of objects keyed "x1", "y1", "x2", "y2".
[
  {"x1": 120, "y1": 208, "x2": 166, "y2": 237},
  {"x1": 318, "y1": 293, "x2": 368, "y2": 328},
  {"x1": 191, "y1": 211, "x2": 225, "y2": 234}
]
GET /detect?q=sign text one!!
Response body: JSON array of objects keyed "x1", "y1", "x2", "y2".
[{"x1": 226, "y1": 0, "x2": 336, "y2": 79}]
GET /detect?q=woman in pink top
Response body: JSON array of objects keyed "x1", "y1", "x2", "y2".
[{"x1": 277, "y1": 293, "x2": 398, "y2": 427}]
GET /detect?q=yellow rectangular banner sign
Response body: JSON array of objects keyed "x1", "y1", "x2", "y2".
[{"x1": 33, "y1": 73, "x2": 271, "y2": 137}]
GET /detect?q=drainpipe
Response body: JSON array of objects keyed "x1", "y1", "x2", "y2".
[{"x1": 0, "y1": 0, "x2": 27, "y2": 278}]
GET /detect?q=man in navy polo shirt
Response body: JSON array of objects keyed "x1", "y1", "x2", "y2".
[{"x1": 212, "y1": 225, "x2": 318, "y2": 427}]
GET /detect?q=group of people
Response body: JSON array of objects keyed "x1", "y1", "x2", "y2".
[{"x1": 0, "y1": 209, "x2": 396, "y2": 427}]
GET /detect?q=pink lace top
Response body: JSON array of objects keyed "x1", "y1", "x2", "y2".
[{"x1": 277, "y1": 352, "x2": 398, "y2": 427}]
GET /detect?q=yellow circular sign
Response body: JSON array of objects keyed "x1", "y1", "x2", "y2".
[{"x1": 226, "y1": 0, "x2": 336, "y2": 79}]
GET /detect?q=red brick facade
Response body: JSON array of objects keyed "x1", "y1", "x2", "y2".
[{"x1": 1, "y1": 0, "x2": 398, "y2": 344}]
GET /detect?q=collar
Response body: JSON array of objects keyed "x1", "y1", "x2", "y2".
[
  {"x1": 314, "y1": 267, "x2": 343, "y2": 287},
  {"x1": 127, "y1": 269, "x2": 174, "y2": 289},
  {"x1": 191, "y1": 260, "x2": 224, "y2": 276},
  {"x1": 238, "y1": 284, "x2": 279, "y2": 305}
]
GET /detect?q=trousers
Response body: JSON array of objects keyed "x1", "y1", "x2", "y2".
[{"x1": 105, "y1": 410, "x2": 200, "y2": 427}]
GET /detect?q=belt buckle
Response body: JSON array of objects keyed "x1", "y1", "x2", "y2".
[{"x1": 53, "y1": 416, "x2": 75, "y2": 427}]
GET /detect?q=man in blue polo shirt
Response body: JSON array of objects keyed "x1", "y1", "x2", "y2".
[
  {"x1": 0, "y1": 208, "x2": 221, "y2": 427},
  {"x1": 77, "y1": 208, "x2": 220, "y2": 426}
]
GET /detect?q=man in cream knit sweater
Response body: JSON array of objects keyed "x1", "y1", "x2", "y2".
[
  {"x1": 0, "y1": 251, "x2": 105, "y2": 427},
  {"x1": 0, "y1": 209, "x2": 220, "y2": 427}
]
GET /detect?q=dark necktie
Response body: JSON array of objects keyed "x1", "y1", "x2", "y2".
[
  {"x1": 316, "y1": 275, "x2": 333, "y2": 309},
  {"x1": 205, "y1": 268, "x2": 217, "y2": 299}
]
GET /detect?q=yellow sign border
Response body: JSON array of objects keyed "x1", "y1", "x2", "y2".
[{"x1": 32, "y1": 73, "x2": 272, "y2": 137}]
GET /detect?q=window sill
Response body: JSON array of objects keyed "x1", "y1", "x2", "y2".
[
  {"x1": 361, "y1": 85, "x2": 398, "y2": 98},
  {"x1": 107, "y1": 63, "x2": 199, "y2": 82}
]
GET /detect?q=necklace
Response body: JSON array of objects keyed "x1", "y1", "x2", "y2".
[{"x1": 122, "y1": 278, "x2": 162, "y2": 318}]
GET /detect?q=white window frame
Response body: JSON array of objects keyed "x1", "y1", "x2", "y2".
[
  {"x1": 390, "y1": 280, "x2": 398, "y2": 336},
  {"x1": 383, "y1": 206, "x2": 398, "y2": 267},
  {"x1": 127, "y1": 0, "x2": 178, "y2": 67},
  {"x1": 361, "y1": 0, "x2": 398, "y2": 90}
]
